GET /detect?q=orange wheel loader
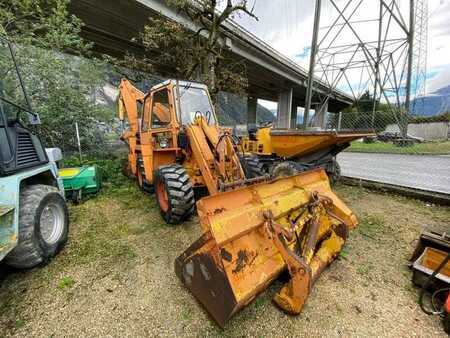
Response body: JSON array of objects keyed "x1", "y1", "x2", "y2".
[{"x1": 118, "y1": 78, "x2": 358, "y2": 326}]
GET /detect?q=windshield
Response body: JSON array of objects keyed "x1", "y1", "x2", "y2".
[{"x1": 176, "y1": 85, "x2": 217, "y2": 125}]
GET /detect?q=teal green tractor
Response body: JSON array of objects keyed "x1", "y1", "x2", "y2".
[{"x1": 0, "y1": 38, "x2": 69, "y2": 268}]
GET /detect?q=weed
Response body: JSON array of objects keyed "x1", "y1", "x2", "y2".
[
  {"x1": 356, "y1": 264, "x2": 372, "y2": 276},
  {"x1": 58, "y1": 276, "x2": 75, "y2": 290},
  {"x1": 339, "y1": 246, "x2": 349, "y2": 259},
  {"x1": 357, "y1": 214, "x2": 385, "y2": 239},
  {"x1": 181, "y1": 308, "x2": 192, "y2": 321},
  {"x1": 334, "y1": 184, "x2": 370, "y2": 201},
  {"x1": 15, "y1": 318, "x2": 25, "y2": 328},
  {"x1": 253, "y1": 295, "x2": 268, "y2": 309}
]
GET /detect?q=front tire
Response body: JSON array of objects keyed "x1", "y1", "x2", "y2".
[
  {"x1": 239, "y1": 155, "x2": 266, "y2": 178},
  {"x1": 5, "y1": 185, "x2": 69, "y2": 269},
  {"x1": 154, "y1": 164, "x2": 195, "y2": 225},
  {"x1": 271, "y1": 161, "x2": 308, "y2": 178},
  {"x1": 326, "y1": 159, "x2": 341, "y2": 185}
]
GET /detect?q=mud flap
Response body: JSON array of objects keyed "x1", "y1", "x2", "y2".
[{"x1": 175, "y1": 169, "x2": 357, "y2": 326}]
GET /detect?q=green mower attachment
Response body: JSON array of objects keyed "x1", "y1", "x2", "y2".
[{"x1": 59, "y1": 165, "x2": 101, "y2": 202}]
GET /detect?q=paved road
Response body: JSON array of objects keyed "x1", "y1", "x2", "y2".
[{"x1": 337, "y1": 152, "x2": 450, "y2": 195}]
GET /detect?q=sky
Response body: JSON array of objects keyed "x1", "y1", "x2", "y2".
[{"x1": 230, "y1": 0, "x2": 450, "y2": 109}]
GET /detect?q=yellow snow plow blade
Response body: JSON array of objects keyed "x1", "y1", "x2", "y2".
[{"x1": 175, "y1": 169, "x2": 357, "y2": 327}]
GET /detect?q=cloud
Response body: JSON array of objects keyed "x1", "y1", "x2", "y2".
[
  {"x1": 427, "y1": 64, "x2": 450, "y2": 92},
  {"x1": 232, "y1": 0, "x2": 450, "y2": 95}
]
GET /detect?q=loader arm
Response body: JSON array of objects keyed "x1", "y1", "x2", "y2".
[
  {"x1": 186, "y1": 116, "x2": 246, "y2": 195},
  {"x1": 118, "y1": 79, "x2": 145, "y2": 140}
]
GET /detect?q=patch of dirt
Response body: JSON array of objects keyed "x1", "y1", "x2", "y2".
[{"x1": 0, "y1": 183, "x2": 448, "y2": 337}]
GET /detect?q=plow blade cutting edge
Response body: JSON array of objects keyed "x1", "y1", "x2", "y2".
[{"x1": 175, "y1": 169, "x2": 358, "y2": 327}]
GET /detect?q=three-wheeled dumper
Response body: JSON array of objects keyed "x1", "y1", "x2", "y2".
[{"x1": 240, "y1": 125, "x2": 374, "y2": 182}]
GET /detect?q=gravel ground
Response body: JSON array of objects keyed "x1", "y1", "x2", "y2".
[{"x1": 0, "y1": 182, "x2": 449, "y2": 337}]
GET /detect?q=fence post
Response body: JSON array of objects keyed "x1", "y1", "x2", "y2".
[
  {"x1": 75, "y1": 122, "x2": 82, "y2": 164},
  {"x1": 337, "y1": 112, "x2": 342, "y2": 131}
]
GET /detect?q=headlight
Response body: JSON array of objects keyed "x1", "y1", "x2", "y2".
[{"x1": 159, "y1": 138, "x2": 169, "y2": 148}]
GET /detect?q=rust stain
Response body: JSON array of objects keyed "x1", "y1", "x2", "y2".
[
  {"x1": 213, "y1": 207, "x2": 226, "y2": 215},
  {"x1": 220, "y1": 248, "x2": 232, "y2": 262},
  {"x1": 232, "y1": 250, "x2": 258, "y2": 274},
  {"x1": 232, "y1": 250, "x2": 248, "y2": 273}
]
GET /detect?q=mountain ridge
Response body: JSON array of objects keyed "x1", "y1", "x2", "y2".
[{"x1": 411, "y1": 84, "x2": 450, "y2": 116}]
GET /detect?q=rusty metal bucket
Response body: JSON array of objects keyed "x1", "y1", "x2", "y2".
[{"x1": 175, "y1": 169, "x2": 358, "y2": 327}]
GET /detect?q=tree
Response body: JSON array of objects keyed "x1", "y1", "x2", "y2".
[
  {"x1": 127, "y1": 0, "x2": 258, "y2": 103},
  {"x1": 338, "y1": 91, "x2": 399, "y2": 132},
  {"x1": 0, "y1": 0, "x2": 111, "y2": 153}
]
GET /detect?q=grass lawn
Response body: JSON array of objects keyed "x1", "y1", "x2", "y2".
[
  {"x1": 346, "y1": 140, "x2": 450, "y2": 155},
  {"x1": 1, "y1": 159, "x2": 449, "y2": 337}
]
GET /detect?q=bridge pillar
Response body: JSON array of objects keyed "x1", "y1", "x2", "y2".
[
  {"x1": 290, "y1": 104, "x2": 298, "y2": 129},
  {"x1": 247, "y1": 96, "x2": 258, "y2": 125},
  {"x1": 276, "y1": 88, "x2": 293, "y2": 128},
  {"x1": 311, "y1": 101, "x2": 328, "y2": 129}
]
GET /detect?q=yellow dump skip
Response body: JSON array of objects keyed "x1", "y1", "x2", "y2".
[
  {"x1": 175, "y1": 169, "x2": 358, "y2": 326},
  {"x1": 269, "y1": 129, "x2": 373, "y2": 158}
]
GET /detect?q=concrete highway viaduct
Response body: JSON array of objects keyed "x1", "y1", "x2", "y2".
[{"x1": 70, "y1": 0, "x2": 354, "y2": 128}]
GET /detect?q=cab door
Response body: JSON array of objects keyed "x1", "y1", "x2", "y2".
[{"x1": 140, "y1": 86, "x2": 178, "y2": 183}]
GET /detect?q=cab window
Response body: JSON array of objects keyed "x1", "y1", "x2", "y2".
[
  {"x1": 176, "y1": 85, "x2": 217, "y2": 125},
  {"x1": 151, "y1": 89, "x2": 171, "y2": 128},
  {"x1": 141, "y1": 96, "x2": 151, "y2": 131}
]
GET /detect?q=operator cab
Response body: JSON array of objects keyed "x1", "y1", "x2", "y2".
[
  {"x1": 0, "y1": 38, "x2": 48, "y2": 176},
  {"x1": 143, "y1": 79, "x2": 218, "y2": 129},
  {"x1": 174, "y1": 81, "x2": 217, "y2": 126}
]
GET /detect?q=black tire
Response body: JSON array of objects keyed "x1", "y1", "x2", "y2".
[
  {"x1": 239, "y1": 155, "x2": 266, "y2": 178},
  {"x1": 137, "y1": 158, "x2": 153, "y2": 193},
  {"x1": 154, "y1": 164, "x2": 195, "y2": 225},
  {"x1": 5, "y1": 185, "x2": 69, "y2": 269},
  {"x1": 271, "y1": 161, "x2": 308, "y2": 178},
  {"x1": 325, "y1": 158, "x2": 341, "y2": 185},
  {"x1": 444, "y1": 311, "x2": 450, "y2": 334}
]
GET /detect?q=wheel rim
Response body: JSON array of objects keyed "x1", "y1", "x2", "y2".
[
  {"x1": 40, "y1": 202, "x2": 65, "y2": 245},
  {"x1": 156, "y1": 181, "x2": 169, "y2": 212}
]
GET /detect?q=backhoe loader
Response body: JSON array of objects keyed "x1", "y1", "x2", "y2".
[
  {"x1": 118, "y1": 79, "x2": 265, "y2": 224},
  {"x1": 118, "y1": 78, "x2": 358, "y2": 326}
]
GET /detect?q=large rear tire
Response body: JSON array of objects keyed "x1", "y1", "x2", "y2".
[
  {"x1": 239, "y1": 155, "x2": 265, "y2": 178},
  {"x1": 5, "y1": 185, "x2": 69, "y2": 269},
  {"x1": 154, "y1": 164, "x2": 195, "y2": 225}
]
